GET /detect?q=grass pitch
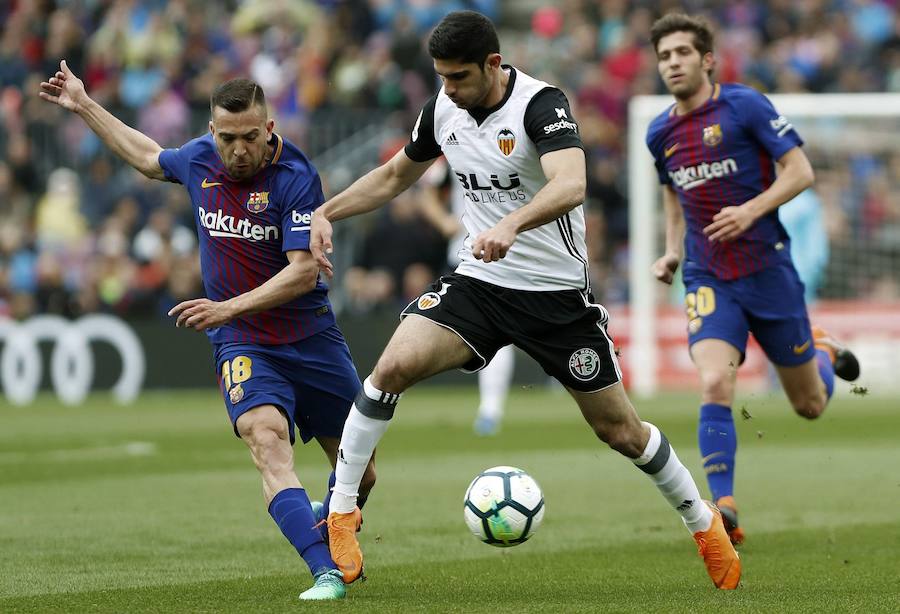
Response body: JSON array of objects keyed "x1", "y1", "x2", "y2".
[{"x1": 0, "y1": 386, "x2": 897, "y2": 612}]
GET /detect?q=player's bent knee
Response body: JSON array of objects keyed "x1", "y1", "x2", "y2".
[
  {"x1": 237, "y1": 409, "x2": 290, "y2": 450},
  {"x1": 699, "y1": 370, "x2": 735, "y2": 404},
  {"x1": 372, "y1": 354, "x2": 416, "y2": 392}
]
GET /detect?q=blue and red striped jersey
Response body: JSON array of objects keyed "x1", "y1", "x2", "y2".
[
  {"x1": 158, "y1": 133, "x2": 334, "y2": 345},
  {"x1": 646, "y1": 83, "x2": 803, "y2": 280}
]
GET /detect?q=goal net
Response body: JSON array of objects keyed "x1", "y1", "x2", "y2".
[{"x1": 624, "y1": 93, "x2": 900, "y2": 396}]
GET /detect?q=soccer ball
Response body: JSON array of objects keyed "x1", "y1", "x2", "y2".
[{"x1": 463, "y1": 466, "x2": 545, "y2": 547}]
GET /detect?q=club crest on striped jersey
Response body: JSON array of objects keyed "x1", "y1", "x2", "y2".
[
  {"x1": 247, "y1": 191, "x2": 269, "y2": 214},
  {"x1": 569, "y1": 348, "x2": 600, "y2": 381},
  {"x1": 229, "y1": 383, "x2": 244, "y2": 404},
  {"x1": 496, "y1": 128, "x2": 516, "y2": 156},
  {"x1": 702, "y1": 124, "x2": 723, "y2": 147},
  {"x1": 688, "y1": 317, "x2": 703, "y2": 334},
  {"x1": 417, "y1": 292, "x2": 441, "y2": 310}
]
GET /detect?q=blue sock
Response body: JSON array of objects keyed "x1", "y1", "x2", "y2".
[
  {"x1": 268, "y1": 488, "x2": 335, "y2": 577},
  {"x1": 697, "y1": 403, "x2": 737, "y2": 502},
  {"x1": 816, "y1": 349, "x2": 835, "y2": 400}
]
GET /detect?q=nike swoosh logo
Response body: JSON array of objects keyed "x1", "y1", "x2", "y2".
[
  {"x1": 664, "y1": 143, "x2": 680, "y2": 158},
  {"x1": 701, "y1": 452, "x2": 724, "y2": 464},
  {"x1": 201, "y1": 178, "x2": 223, "y2": 188},
  {"x1": 792, "y1": 339, "x2": 811, "y2": 354}
]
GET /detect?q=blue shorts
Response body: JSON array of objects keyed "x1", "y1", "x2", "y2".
[
  {"x1": 213, "y1": 325, "x2": 361, "y2": 445},
  {"x1": 682, "y1": 261, "x2": 816, "y2": 367}
]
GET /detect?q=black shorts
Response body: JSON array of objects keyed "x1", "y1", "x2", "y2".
[{"x1": 400, "y1": 273, "x2": 622, "y2": 392}]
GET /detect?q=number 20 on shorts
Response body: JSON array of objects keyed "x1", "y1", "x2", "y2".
[
  {"x1": 221, "y1": 356, "x2": 253, "y2": 389},
  {"x1": 685, "y1": 286, "x2": 716, "y2": 320}
]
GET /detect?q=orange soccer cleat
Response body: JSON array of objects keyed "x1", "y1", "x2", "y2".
[
  {"x1": 327, "y1": 508, "x2": 364, "y2": 584},
  {"x1": 715, "y1": 496, "x2": 745, "y2": 546},
  {"x1": 693, "y1": 501, "x2": 742, "y2": 589},
  {"x1": 812, "y1": 326, "x2": 860, "y2": 381}
]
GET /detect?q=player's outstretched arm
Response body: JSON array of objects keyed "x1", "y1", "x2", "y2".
[
  {"x1": 471, "y1": 147, "x2": 586, "y2": 263},
  {"x1": 310, "y1": 149, "x2": 434, "y2": 273},
  {"x1": 39, "y1": 60, "x2": 165, "y2": 180},
  {"x1": 704, "y1": 146, "x2": 814, "y2": 243},
  {"x1": 168, "y1": 250, "x2": 319, "y2": 331},
  {"x1": 652, "y1": 185, "x2": 685, "y2": 284}
]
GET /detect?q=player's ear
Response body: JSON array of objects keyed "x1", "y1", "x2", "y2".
[
  {"x1": 266, "y1": 118, "x2": 275, "y2": 138},
  {"x1": 701, "y1": 52, "x2": 715, "y2": 76},
  {"x1": 208, "y1": 120, "x2": 215, "y2": 136},
  {"x1": 485, "y1": 53, "x2": 502, "y2": 71}
]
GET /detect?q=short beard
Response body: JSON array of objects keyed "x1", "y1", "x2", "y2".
[{"x1": 670, "y1": 77, "x2": 702, "y2": 100}]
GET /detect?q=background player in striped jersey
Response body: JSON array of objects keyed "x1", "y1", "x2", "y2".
[
  {"x1": 39, "y1": 63, "x2": 375, "y2": 601},
  {"x1": 646, "y1": 13, "x2": 860, "y2": 545},
  {"x1": 312, "y1": 10, "x2": 740, "y2": 590}
]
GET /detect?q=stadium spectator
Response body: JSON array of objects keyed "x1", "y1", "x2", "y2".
[{"x1": 0, "y1": 0, "x2": 897, "y2": 323}]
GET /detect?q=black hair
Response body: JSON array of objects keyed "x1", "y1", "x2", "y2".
[
  {"x1": 427, "y1": 10, "x2": 500, "y2": 67},
  {"x1": 210, "y1": 78, "x2": 266, "y2": 113}
]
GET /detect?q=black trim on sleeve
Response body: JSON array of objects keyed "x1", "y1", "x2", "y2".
[
  {"x1": 524, "y1": 87, "x2": 583, "y2": 156},
  {"x1": 404, "y1": 94, "x2": 442, "y2": 162}
]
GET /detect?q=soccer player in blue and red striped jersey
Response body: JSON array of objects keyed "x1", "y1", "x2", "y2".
[
  {"x1": 40, "y1": 63, "x2": 374, "y2": 600},
  {"x1": 645, "y1": 14, "x2": 860, "y2": 546}
]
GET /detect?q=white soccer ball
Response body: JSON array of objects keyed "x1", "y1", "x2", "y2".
[{"x1": 463, "y1": 466, "x2": 545, "y2": 547}]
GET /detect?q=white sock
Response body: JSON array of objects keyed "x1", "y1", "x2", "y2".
[
  {"x1": 633, "y1": 422, "x2": 713, "y2": 533},
  {"x1": 331, "y1": 377, "x2": 397, "y2": 514},
  {"x1": 477, "y1": 345, "x2": 515, "y2": 421}
]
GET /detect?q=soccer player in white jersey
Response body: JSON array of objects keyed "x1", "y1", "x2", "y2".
[{"x1": 310, "y1": 11, "x2": 740, "y2": 590}]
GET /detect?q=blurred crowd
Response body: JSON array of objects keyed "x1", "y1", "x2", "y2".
[{"x1": 0, "y1": 0, "x2": 898, "y2": 321}]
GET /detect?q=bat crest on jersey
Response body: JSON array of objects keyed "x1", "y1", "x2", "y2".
[
  {"x1": 247, "y1": 191, "x2": 269, "y2": 214},
  {"x1": 702, "y1": 124, "x2": 723, "y2": 147},
  {"x1": 417, "y1": 292, "x2": 441, "y2": 310},
  {"x1": 496, "y1": 128, "x2": 516, "y2": 156}
]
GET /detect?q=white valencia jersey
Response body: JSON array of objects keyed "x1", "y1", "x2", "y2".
[{"x1": 405, "y1": 67, "x2": 588, "y2": 292}]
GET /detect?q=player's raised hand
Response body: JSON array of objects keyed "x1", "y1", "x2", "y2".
[
  {"x1": 168, "y1": 298, "x2": 235, "y2": 331},
  {"x1": 704, "y1": 205, "x2": 757, "y2": 242},
  {"x1": 652, "y1": 253, "x2": 680, "y2": 284},
  {"x1": 309, "y1": 209, "x2": 334, "y2": 278},
  {"x1": 39, "y1": 60, "x2": 88, "y2": 113},
  {"x1": 471, "y1": 221, "x2": 517, "y2": 263}
]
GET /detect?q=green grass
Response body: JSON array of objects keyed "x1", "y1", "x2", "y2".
[{"x1": 1, "y1": 387, "x2": 898, "y2": 612}]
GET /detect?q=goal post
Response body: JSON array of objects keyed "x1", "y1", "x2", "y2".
[{"x1": 626, "y1": 93, "x2": 900, "y2": 397}]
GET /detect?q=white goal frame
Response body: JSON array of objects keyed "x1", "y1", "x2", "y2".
[{"x1": 627, "y1": 93, "x2": 900, "y2": 397}]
